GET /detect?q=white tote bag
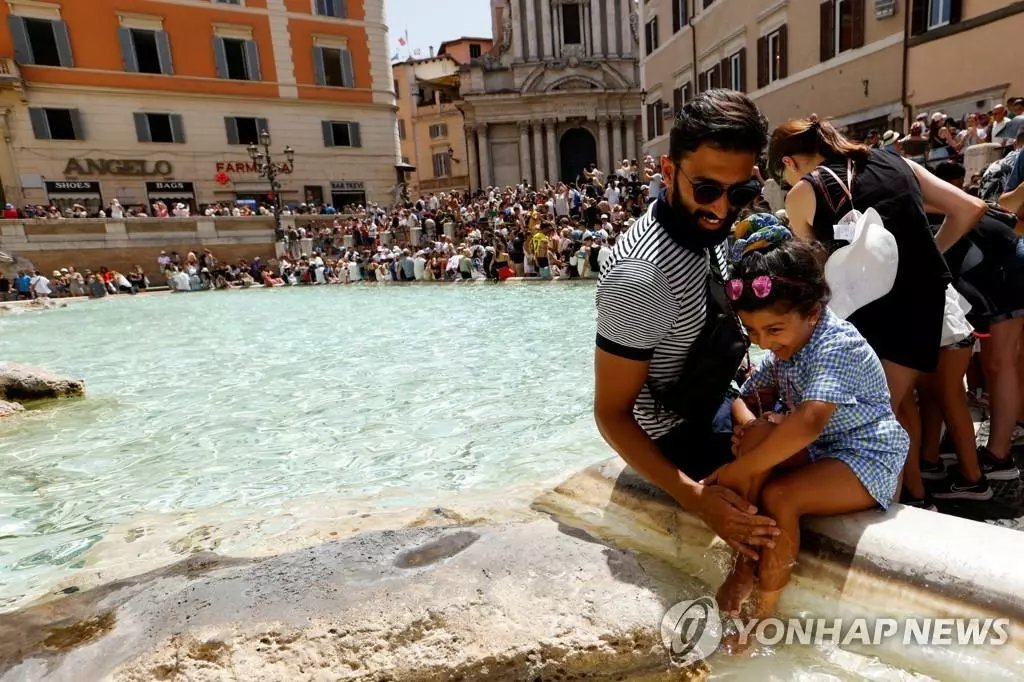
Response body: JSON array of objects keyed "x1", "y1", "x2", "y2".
[{"x1": 824, "y1": 207, "x2": 900, "y2": 319}]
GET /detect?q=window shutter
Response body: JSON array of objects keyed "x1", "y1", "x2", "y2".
[
  {"x1": 28, "y1": 108, "x2": 49, "y2": 139},
  {"x1": 646, "y1": 104, "x2": 654, "y2": 140},
  {"x1": 910, "y1": 0, "x2": 928, "y2": 36},
  {"x1": 720, "y1": 58, "x2": 731, "y2": 91},
  {"x1": 170, "y1": 114, "x2": 186, "y2": 143},
  {"x1": 820, "y1": 0, "x2": 836, "y2": 62},
  {"x1": 336, "y1": 0, "x2": 348, "y2": 17},
  {"x1": 322, "y1": 120, "x2": 334, "y2": 146},
  {"x1": 340, "y1": 49, "x2": 355, "y2": 87},
  {"x1": 256, "y1": 118, "x2": 269, "y2": 136},
  {"x1": 950, "y1": 0, "x2": 963, "y2": 24},
  {"x1": 133, "y1": 112, "x2": 151, "y2": 142},
  {"x1": 779, "y1": 24, "x2": 789, "y2": 78},
  {"x1": 245, "y1": 40, "x2": 262, "y2": 80},
  {"x1": 850, "y1": 0, "x2": 865, "y2": 49},
  {"x1": 69, "y1": 109, "x2": 84, "y2": 140},
  {"x1": 156, "y1": 31, "x2": 174, "y2": 75},
  {"x1": 8, "y1": 16, "x2": 33, "y2": 64},
  {"x1": 53, "y1": 20, "x2": 74, "y2": 67},
  {"x1": 214, "y1": 37, "x2": 229, "y2": 78},
  {"x1": 225, "y1": 117, "x2": 239, "y2": 145},
  {"x1": 757, "y1": 36, "x2": 768, "y2": 88},
  {"x1": 118, "y1": 28, "x2": 138, "y2": 72},
  {"x1": 738, "y1": 48, "x2": 747, "y2": 92},
  {"x1": 698, "y1": 70, "x2": 707, "y2": 93},
  {"x1": 673, "y1": 86, "x2": 683, "y2": 115},
  {"x1": 683, "y1": 82, "x2": 692, "y2": 104},
  {"x1": 672, "y1": 0, "x2": 681, "y2": 32},
  {"x1": 313, "y1": 46, "x2": 326, "y2": 85},
  {"x1": 315, "y1": 0, "x2": 329, "y2": 14},
  {"x1": 349, "y1": 122, "x2": 361, "y2": 148}
]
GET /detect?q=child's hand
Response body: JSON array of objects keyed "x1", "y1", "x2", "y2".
[
  {"x1": 733, "y1": 419, "x2": 776, "y2": 457},
  {"x1": 705, "y1": 461, "x2": 758, "y2": 502}
]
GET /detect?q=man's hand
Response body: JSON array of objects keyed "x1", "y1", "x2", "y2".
[{"x1": 693, "y1": 483, "x2": 779, "y2": 561}]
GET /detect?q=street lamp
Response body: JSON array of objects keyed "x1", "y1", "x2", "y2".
[{"x1": 247, "y1": 130, "x2": 296, "y2": 243}]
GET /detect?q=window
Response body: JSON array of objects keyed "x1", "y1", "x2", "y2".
[
  {"x1": 820, "y1": 0, "x2": 864, "y2": 62},
  {"x1": 672, "y1": 82, "x2": 692, "y2": 115},
  {"x1": 672, "y1": 0, "x2": 688, "y2": 32},
  {"x1": 215, "y1": 37, "x2": 261, "y2": 81},
  {"x1": 314, "y1": 0, "x2": 348, "y2": 17},
  {"x1": 698, "y1": 64, "x2": 720, "y2": 93},
  {"x1": 224, "y1": 116, "x2": 268, "y2": 145},
  {"x1": 314, "y1": 46, "x2": 354, "y2": 87},
  {"x1": 562, "y1": 3, "x2": 582, "y2": 45},
  {"x1": 393, "y1": 78, "x2": 398, "y2": 95},
  {"x1": 758, "y1": 26, "x2": 788, "y2": 87},
  {"x1": 28, "y1": 108, "x2": 83, "y2": 140},
  {"x1": 911, "y1": 0, "x2": 961, "y2": 34},
  {"x1": 398, "y1": 119, "x2": 406, "y2": 140},
  {"x1": 8, "y1": 16, "x2": 74, "y2": 67},
  {"x1": 432, "y1": 152, "x2": 452, "y2": 178},
  {"x1": 729, "y1": 51, "x2": 744, "y2": 92},
  {"x1": 321, "y1": 120, "x2": 362, "y2": 147},
  {"x1": 645, "y1": 100, "x2": 666, "y2": 141},
  {"x1": 644, "y1": 17, "x2": 659, "y2": 55},
  {"x1": 927, "y1": 0, "x2": 951, "y2": 29},
  {"x1": 703, "y1": 0, "x2": 715, "y2": 8},
  {"x1": 469, "y1": 43, "x2": 482, "y2": 59},
  {"x1": 418, "y1": 88, "x2": 433, "y2": 105},
  {"x1": 119, "y1": 28, "x2": 174, "y2": 74},
  {"x1": 429, "y1": 123, "x2": 448, "y2": 139},
  {"x1": 134, "y1": 113, "x2": 185, "y2": 143},
  {"x1": 215, "y1": 0, "x2": 242, "y2": 4}
]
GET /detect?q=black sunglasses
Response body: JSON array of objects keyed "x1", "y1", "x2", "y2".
[{"x1": 677, "y1": 167, "x2": 762, "y2": 207}]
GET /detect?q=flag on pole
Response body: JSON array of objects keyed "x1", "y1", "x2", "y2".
[{"x1": 398, "y1": 36, "x2": 407, "y2": 46}]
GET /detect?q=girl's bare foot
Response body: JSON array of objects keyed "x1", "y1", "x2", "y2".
[
  {"x1": 716, "y1": 558, "x2": 756, "y2": 616},
  {"x1": 752, "y1": 586, "x2": 784, "y2": 620}
]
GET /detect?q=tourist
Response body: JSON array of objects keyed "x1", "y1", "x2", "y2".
[
  {"x1": 29, "y1": 270, "x2": 51, "y2": 299},
  {"x1": 710, "y1": 222, "x2": 906, "y2": 624},
  {"x1": 594, "y1": 90, "x2": 778, "y2": 562}
]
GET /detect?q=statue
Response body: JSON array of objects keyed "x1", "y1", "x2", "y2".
[
  {"x1": 501, "y1": 12, "x2": 513, "y2": 53},
  {"x1": 629, "y1": 9, "x2": 640, "y2": 45}
]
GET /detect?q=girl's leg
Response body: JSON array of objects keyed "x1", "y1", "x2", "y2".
[
  {"x1": 884, "y1": 361, "x2": 923, "y2": 499},
  {"x1": 917, "y1": 372, "x2": 944, "y2": 468},
  {"x1": 981, "y1": 318, "x2": 1024, "y2": 458},
  {"x1": 938, "y1": 346, "x2": 983, "y2": 481},
  {"x1": 756, "y1": 458, "x2": 878, "y2": 619}
]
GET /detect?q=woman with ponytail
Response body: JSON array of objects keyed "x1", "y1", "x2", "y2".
[{"x1": 767, "y1": 116, "x2": 990, "y2": 507}]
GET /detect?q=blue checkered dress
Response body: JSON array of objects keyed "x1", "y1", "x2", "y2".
[{"x1": 741, "y1": 308, "x2": 909, "y2": 509}]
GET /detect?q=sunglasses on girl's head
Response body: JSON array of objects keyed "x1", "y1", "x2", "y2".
[
  {"x1": 678, "y1": 167, "x2": 762, "y2": 207},
  {"x1": 726, "y1": 275, "x2": 801, "y2": 301}
]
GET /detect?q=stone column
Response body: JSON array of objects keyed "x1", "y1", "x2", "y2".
[
  {"x1": 588, "y1": 2, "x2": 602, "y2": 56},
  {"x1": 540, "y1": 0, "x2": 553, "y2": 59},
  {"x1": 511, "y1": 1, "x2": 523, "y2": 61},
  {"x1": 625, "y1": 116, "x2": 637, "y2": 161},
  {"x1": 478, "y1": 123, "x2": 493, "y2": 189},
  {"x1": 621, "y1": 0, "x2": 633, "y2": 56},
  {"x1": 611, "y1": 116, "x2": 624, "y2": 168},
  {"x1": 524, "y1": 0, "x2": 538, "y2": 60},
  {"x1": 544, "y1": 117, "x2": 558, "y2": 183},
  {"x1": 532, "y1": 122, "x2": 545, "y2": 187},
  {"x1": 518, "y1": 121, "x2": 532, "y2": 184},
  {"x1": 607, "y1": 0, "x2": 619, "y2": 55},
  {"x1": 466, "y1": 124, "x2": 479, "y2": 192},
  {"x1": 597, "y1": 115, "x2": 611, "y2": 174}
]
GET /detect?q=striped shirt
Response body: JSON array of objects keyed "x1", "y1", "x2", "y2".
[{"x1": 596, "y1": 199, "x2": 729, "y2": 439}]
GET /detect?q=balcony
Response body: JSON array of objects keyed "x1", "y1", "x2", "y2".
[
  {"x1": 0, "y1": 58, "x2": 23, "y2": 90},
  {"x1": 419, "y1": 175, "x2": 470, "y2": 192}
]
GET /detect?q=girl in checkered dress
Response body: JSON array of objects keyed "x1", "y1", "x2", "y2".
[{"x1": 707, "y1": 214, "x2": 908, "y2": 628}]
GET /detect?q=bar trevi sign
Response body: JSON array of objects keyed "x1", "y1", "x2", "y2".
[{"x1": 64, "y1": 158, "x2": 173, "y2": 177}]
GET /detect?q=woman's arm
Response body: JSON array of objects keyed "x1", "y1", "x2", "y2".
[
  {"x1": 1000, "y1": 182, "x2": 1024, "y2": 214},
  {"x1": 783, "y1": 180, "x2": 817, "y2": 240},
  {"x1": 906, "y1": 158, "x2": 988, "y2": 252}
]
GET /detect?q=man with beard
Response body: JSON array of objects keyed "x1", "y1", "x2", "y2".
[{"x1": 593, "y1": 90, "x2": 779, "y2": 561}]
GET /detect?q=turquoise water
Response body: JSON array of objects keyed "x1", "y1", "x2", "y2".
[{"x1": 0, "y1": 284, "x2": 609, "y2": 610}]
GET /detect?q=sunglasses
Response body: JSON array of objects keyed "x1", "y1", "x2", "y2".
[
  {"x1": 726, "y1": 275, "x2": 801, "y2": 301},
  {"x1": 677, "y1": 167, "x2": 762, "y2": 207}
]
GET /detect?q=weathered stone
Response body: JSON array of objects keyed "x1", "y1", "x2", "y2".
[
  {"x1": 0, "y1": 362, "x2": 85, "y2": 403},
  {"x1": 0, "y1": 522, "x2": 711, "y2": 682},
  {"x1": 0, "y1": 400, "x2": 25, "y2": 417}
]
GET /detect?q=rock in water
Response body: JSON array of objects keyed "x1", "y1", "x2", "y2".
[
  {"x1": 0, "y1": 362, "x2": 85, "y2": 403},
  {"x1": 0, "y1": 400, "x2": 25, "y2": 418}
]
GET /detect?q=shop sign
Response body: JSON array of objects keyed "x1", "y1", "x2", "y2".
[
  {"x1": 146, "y1": 181, "x2": 195, "y2": 193},
  {"x1": 45, "y1": 180, "x2": 102, "y2": 193},
  {"x1": 215, "y1": 161, "x2": 293, "y2": 174},
  {"x1": 875, "y1": 0, "x2": 896, "y2": 19},
  {"x1": 64, "y1": 158, "x2": 173, "y2": 177},
  {"x1": 331, "y1": 180, "x2": 365, "y2": 192}
]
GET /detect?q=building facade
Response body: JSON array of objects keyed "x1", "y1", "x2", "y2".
[
  {"x1": 906, "y1": 0, "x2": 1023, "y2": 120},
  {"x1": 458, "y1": 0, "x2": 643, "y2": 190},
  {"x1": 0, "y1": 0, "x2": 402, "y2": 213},
  {"x1": 639, "y1": 0, "x2": 908, "y2": 156},
  {"x1": 393, "y1": 37, "x2": 491, "y2": 199}
]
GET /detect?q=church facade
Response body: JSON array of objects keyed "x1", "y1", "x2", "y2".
[{"x1": 458, "y1": 0, "x2": 643, "y2": 190}]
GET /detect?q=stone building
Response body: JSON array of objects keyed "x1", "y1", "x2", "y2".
[{"x1": 458, "y1": 0, "x2": 643, "y2": 190}]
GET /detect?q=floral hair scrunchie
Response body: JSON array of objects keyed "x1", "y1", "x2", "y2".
[{"x1": 730, "y1": 213, "x2": 793, "y2": 263}]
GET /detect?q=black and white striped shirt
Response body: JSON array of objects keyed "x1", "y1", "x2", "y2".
[{"x1": 596, "y1": 200, "x2": 728, "y2": 439}]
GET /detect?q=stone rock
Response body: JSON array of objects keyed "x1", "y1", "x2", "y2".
[
  {"x1": 0, "y1": 362, "x2": 85, "y2": 403},
  {"x1": 0, "y1": 400, "x2": 24, "y2": 418},
  {"x1": 0, "y1": 521, "x2": 711, "y2": 682}
]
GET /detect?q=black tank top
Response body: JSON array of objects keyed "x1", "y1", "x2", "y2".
[{"x1": 805, "y1": 150, "x2": 950, "y2": 291}]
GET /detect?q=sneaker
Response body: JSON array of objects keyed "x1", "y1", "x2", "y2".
[
  {"x1": 900, "y1": 489, "x2": 937, "y2": 511},
  {"x1": 931, "y1": 472, "x2": 994, "y2": 501},
  {"x1": 978, "y1": 446, "x2": 1021, "y2": 481},
  {"x1": 920, "y1": 459, "x2": 948, "y2": 481}
]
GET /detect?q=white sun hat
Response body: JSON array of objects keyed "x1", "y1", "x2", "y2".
[{"x1": 824, "y1": 207, "x2": 899, "y2": 319}]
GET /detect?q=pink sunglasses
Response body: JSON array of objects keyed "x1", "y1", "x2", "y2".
[{"x1": 726, "y1": 276, "x2": 800, "y2": 301}]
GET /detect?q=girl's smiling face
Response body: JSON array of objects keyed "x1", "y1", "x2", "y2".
[{"x1": 738, "y1": 304, "x2": 821, "y2": 361}]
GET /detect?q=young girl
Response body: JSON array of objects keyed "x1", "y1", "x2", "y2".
[{"x1": 706, "y1": 216, "x2": 909, "y2": 623}]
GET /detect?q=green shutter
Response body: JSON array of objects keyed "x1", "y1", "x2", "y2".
[
  {"x1": 156, "y1": 31, "x2": 174, "y2": 75},
  {"x1": 214, "y1": 37, "x2": 228, "y2": 78},
  {"x1": 8, "y1": 16, "x2": 33, "y2": 64},
  {"x1": 313, "y1": 46, "x2": 326, "y2": 85},
  {"x1": 119, "y1": 28, "x2": 139, "y2": 72},
  {"x1": 245, "y1": 40, "x2": 262, "y2": 80},
  {"x1": 225, "y1": 117, "x2": 239, "y2": 145},
  {"x1": 322, "y1": 120, "x2": 334, "y2": 147},
  {"x1": 340, "y1": 49, "x2": 354, "y2": 88},
  {"x1": 134, "y1": 112, "x2": 150, "y2": 142},
  {"x1": 349, "y1": 122, "x2": 361, "y2": 148},
  {"x1": 28, "y1": 108, "x2": 49, "y2": 139},
  {"x1": 53, "y1": 21, "x2": 74, "y2": 67},
  {"x1": 69, "y1": 109, "x2": 84, "y2": 140},
  {"x1": 170, "y1": 114, "x2": 186, "y2": 143}
]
